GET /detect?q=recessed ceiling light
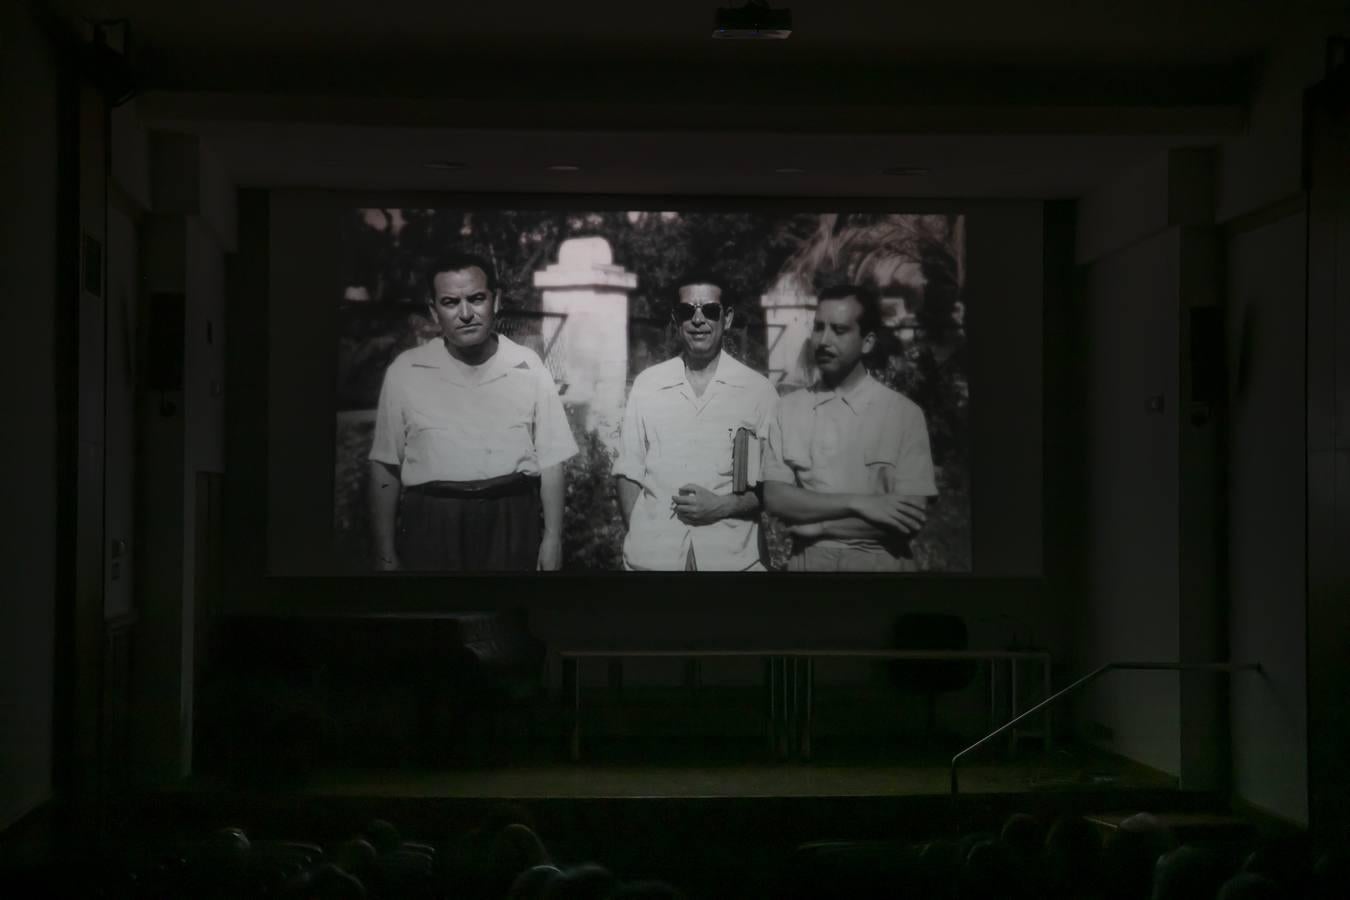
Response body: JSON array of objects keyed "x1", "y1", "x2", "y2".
[
  {"x1": 774, "y1": 167, "x2": 806, "y2": 174},
  {"x1": 424, "y1": 160, "x2": 467, "y2": 171},
  {"x1": 882, "y1": 166, "x2": 930, "y2": 176},
  {"x1": 547, "y1": 164, "x2": 582, "y2": 172}
]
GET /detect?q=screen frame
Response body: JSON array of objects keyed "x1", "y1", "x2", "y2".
[{"x1": 233, "y1": 189, "x2": 1045, "y2": 610}]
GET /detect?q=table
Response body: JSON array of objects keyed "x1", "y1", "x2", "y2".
[{"x1": 558, "y1": 648, "x2": 1052, "y2": 761}]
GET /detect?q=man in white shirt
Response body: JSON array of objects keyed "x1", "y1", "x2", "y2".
[
  {"x1": 368, "y1": 252, "x2": 578, "y2": 571},
  {"x1": 613, "y1": 277, "x2": 778, "y2": 571},
  {"x1": 763, "y1": 283, "x2": 938, "y2": 572}
]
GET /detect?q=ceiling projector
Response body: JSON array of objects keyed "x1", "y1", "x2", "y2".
[{"x1": 712, "y1": 1, "x2": 792, "y2": 39}]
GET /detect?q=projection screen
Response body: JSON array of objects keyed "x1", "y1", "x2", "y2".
[{"x1": 265, "y1": 193, "x2": 1044, "y2": 579}]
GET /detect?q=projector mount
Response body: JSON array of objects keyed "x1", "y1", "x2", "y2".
[{"x1": 712, "y1": 0, "x2": 792, "y2": 40}]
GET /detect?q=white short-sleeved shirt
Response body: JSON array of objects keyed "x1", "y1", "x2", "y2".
[
  {"x1": 763, "y1": 372, "x2": 937, "y2": 549},
  {"x1": 614, "y1": 351, "x2": 777, "y2": 571},
  {"x1": 369, "y1": 334, "x2": 578, "y2": 485}
]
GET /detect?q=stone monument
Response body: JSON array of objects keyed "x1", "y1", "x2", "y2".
[
  {"x1": 760, "y1": 272, "x2": 818, "y2": 391},
  {"x1": 533, "y1": 237, "x2": 637, "y2": 446}
]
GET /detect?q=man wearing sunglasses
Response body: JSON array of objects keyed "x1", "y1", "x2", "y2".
[
  {"x1": 367, "y1": 252, "x2": 578, "y2": 572},
  {"x1": 613, "y1": 276, "x2": 778, "y2": 570},
  {"x1": 762, "y1": 283, "x2": 937, "y2": 572}
]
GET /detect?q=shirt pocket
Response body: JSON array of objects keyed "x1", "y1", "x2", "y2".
[
  {"x1": 808, "y1": 415, "x2": 845, "y2": 472},
  {"x1": 497, "y1": 378, "x2": 537, "y2": 441},
  {"x1": 716, "y1": 416, "x2": 762, "y2": 477},
  {"x1": 403, "y1": 403, "x2": 452, "y2": 445}
]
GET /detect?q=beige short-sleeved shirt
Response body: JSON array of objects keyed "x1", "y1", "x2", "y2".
[
  {"x1": 763, "y1": 372, "x2": 937, "y2": 549},
  {"x1": 369, "y1": 334, "x2": 578, "y2": 485},
  {"x1": 614, "y1": 352, "x2": 777, "y2": 572}
]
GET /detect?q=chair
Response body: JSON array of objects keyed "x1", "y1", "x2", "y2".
[
  {"x1": 451, "y1": 608, "x2": 549, "y2": 756},
  {"x1": 200, "y1": 610, "x2": 547, "y2": 770},
  {"x1": 888, "y1": 613, "x2": 978, "y2": 738}
]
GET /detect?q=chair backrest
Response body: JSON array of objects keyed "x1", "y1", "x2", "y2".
[
  {"x1": 890, "y1": 613, "x2": 975, "y2": 694},
  {"x1": 893, "y1": 613, "x2": 969, "y2": 651}
]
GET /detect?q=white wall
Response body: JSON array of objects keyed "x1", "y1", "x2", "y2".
[
  {"x1": 185, "y1": 217, "x2": 227, "y2": 477},
  {"x1": 1304, "y1": 64, "x2": 1350, "y2": 848},
  {"x1": 131, "y1": 133, "x2": 234, "y2": 782},
  {"x1": 1076, "y1": 224, "x2": 1183, "y2": 775},
  {"x1": 1072, "y1": 143, "x2": 1229, "y2": 785},
  {"x1": 1225, "y1": 215, "x2": 1309, "y2": 823},
  {"x1": 106, "y1": 103, "x2": 152, "y2": 625},
  {"x1": 0, "y1": 3, "x2": 61, "y2": 828},
  {"x1": 1211, "y1": 14, "x2": 1350, "y2": 826},
  {"x1": 105, "y1": 208, "x2": 140, "y2": 621},
  {"x1": 1071, "y1": 19, "x2": 1338, "y2": 804}
]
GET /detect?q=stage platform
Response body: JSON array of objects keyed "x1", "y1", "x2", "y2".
[
  {"x1": 134, "y1": 740, "x2": 1213, "y2": 841},
  {"x1": 259, "y1": 743, "x2": 1176, "y2": 800}
]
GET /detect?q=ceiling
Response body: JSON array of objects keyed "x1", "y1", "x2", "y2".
[
  {"x1": 61, "y1": 0, "x2": 1336, "y2": 197},
  {"x1": 139, "y1": 114, "x2": 1236, "y2": 198},
  {"x1": 58, "y1": 0, "x2": 1332, "y2": 74}
]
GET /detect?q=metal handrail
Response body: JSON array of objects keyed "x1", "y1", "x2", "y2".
[{"x1": 949, "y1": 661, "x2": 1263, "y2": 798}]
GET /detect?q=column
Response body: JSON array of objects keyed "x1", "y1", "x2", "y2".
[
  {"x1": 760, "y1": 272, "x2": 817, "y2": 390},
  {"x1": 534, "y1": 237, "x2": 637, "y2": 447}
]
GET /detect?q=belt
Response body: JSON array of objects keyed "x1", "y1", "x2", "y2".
[
  {"x1": 407, "y1": 472, "x2": 536, "y2": 500},
  {"x1": 791, "y1": 536, "x2": 913, "y2": 558}
]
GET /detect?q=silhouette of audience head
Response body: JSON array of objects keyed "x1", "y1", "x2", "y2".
[
  {"x1": 462, "y1": 821, "x2": 552, "y2": 900},
  {"x1": 1151, "y1": 844, "x2": 1228, "y2": 900},
  {"x1": 280, "y1": 862, "x2": 367, "y2": 899},
  {"x1": 1044, "y1": 814, "x2": 1103, "y2": 899},
  {"x1": 1312, "y1": 850, "x2": 1347, "y2": 900},
  {"x1": 960, "y1": 838, "x2": 1028, "y2": 900},
  {"x1": 544, "y1": 863, "x2": 619, "y2": 900},
  {"x1": 957, "y1": 830, "x2": 997, "y2": 862},
  {"x1": 330, "y1": 838, "x2": 377, "y2": 883},
  {"x1": 1102, "y1": 813, "x2": 1177, "y2": 900},
  {"x1": 1217, "y1": 871, "x2": 1287, "y2": 900},
  {"x1": 507, "y1": 863, "x2": 563, "y2": 900},
  {"x1": 1001, "y1": 813, "x2": 1044, "y2": 859},
  {"x1": 1242, "y1": 835, "x2": 1313, "y2": 898},
  {"x1": 360, "y1": 819, "x2": 401, "y2": 856},
  {"x1": 606, "y1": 880, "x2": 686, "y2": 899},
  {"x1": 440, "y1": 804, "x2": 550, "y2": 900},
  {"x1": 917, "y1": 839, "x2": 962, "y2": 900},
  {"x1": 108, "y1": 805, "x2": 1335, "y2": 900}
]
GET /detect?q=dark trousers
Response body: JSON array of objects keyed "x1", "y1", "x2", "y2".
[{"x1": 399, "y1": 474, "x2": 541, "y2": 571}]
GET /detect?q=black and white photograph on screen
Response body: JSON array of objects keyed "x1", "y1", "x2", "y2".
[{"x1": 334, "y1": 207, "x2": 970, "y2": 573}]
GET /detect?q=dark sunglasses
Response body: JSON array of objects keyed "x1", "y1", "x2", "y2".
[{"x1": 674, "y1": 301, "x2": 726, "y2": 322}]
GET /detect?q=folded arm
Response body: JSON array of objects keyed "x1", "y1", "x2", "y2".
[
  {"x1": 671, "y1": 483, "x2": 759, "y2": 526},
  {"x1": 763, "y1": 481, "x2": 927, "y2": 535}
]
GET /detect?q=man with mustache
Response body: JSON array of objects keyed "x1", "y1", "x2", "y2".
[
  {"x1": 763, "y1": 283, "x2": 937, "y2": 571},
  {"x1": 367, "y1": 252, "x2": 578, "y2": 571},
  {"x1": 613, "y1": 275, "x2": 778, "y2": 570}
]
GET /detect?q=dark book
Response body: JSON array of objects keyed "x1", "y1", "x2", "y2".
[{"x1": 731, "y1": 426, "x2": 761, "y2": 494}]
